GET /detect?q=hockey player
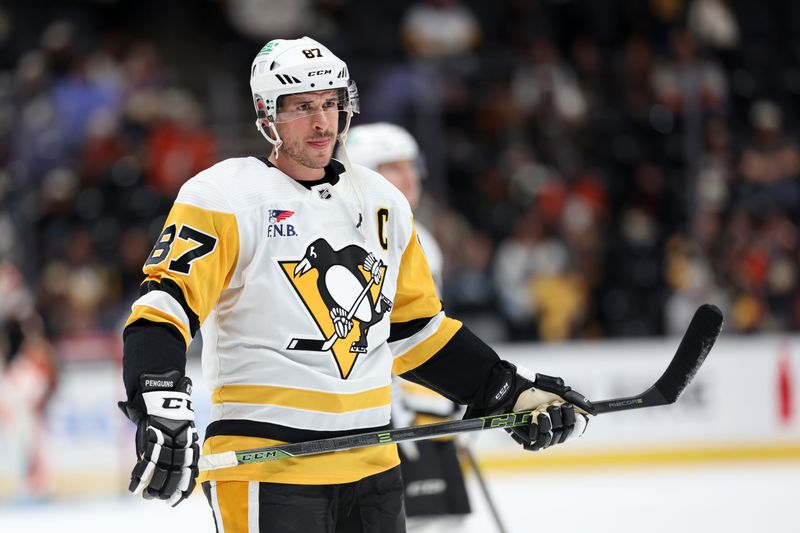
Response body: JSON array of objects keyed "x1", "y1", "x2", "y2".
[
  {"x1": 346, "y1": 123, "x2": 471, "y2": 529},
  {"x1": 119, "y1": 37, "x2": 593, "y2": 532}
]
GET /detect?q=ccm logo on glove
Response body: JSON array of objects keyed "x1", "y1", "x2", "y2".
[
  {"x1": 162, "y1": 397, "x2": 193, "y2": 410},
  {"x1": 494, "y1": 381, "x2": 510, "y2": 401}
]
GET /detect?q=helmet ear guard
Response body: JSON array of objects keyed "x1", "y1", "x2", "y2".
[
  {"x1": 252, "y1": 95, "x2": 284, "y2": 157},
  {"x1": 255, "y1": 97, "x2": 268, "y2": 120}
]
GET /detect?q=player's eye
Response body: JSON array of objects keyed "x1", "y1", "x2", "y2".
[{"x1": 322, "y1": 100, "x2": 337, "y2": 110}]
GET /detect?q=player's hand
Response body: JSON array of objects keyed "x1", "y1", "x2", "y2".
[
  {"x1": 509, "y1": 372, "x2": 593, "y2": 451},
  {"x1": 118, "y1": 371, "x2": 199, "y2": 506},
  {"x1": 465, "y1": 361, "x2": 593, "y2": 452}
]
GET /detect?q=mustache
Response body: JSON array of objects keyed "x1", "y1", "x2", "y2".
[{"x1": 307, "y1": 132, "x2": 335, "y2": 140}]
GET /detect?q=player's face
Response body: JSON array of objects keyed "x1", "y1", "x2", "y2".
[
  {"x1": 273, "y1": 90, "x2": 340, "y2": 172},
  {"x1": 377, "y1": 160, "x2": 420, "y2": 209}
]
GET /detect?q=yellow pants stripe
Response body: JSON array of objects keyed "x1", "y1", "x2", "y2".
[{"x1": 211, "y1": 479, "x2": 259, "y2": 533}]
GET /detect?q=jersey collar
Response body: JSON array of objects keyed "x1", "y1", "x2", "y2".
[{"x1": 257, "y1": 156, "x2": 343, "y2": 190}]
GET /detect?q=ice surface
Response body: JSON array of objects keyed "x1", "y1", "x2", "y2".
[
  {"x1": 461, "y1": 462, "x2": 800, "y2": 533},
  {"x1": 2, "y1": 461, "x2": 798, "y2": 533}
]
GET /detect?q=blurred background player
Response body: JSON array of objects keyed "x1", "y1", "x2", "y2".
[
  {"x1": 0, "y1": 261, "x2": 58, "y2": 501},
  {"x1": 346, "y1": 123, "x2": 473, "y2": 531},
  {"x1": 345, "y1": 123, "x2": 443, "y2": 290}
]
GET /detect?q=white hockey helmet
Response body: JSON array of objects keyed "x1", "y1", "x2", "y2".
[
  {"x1": 345, "y1": 123, "x2": 420, "y2": 170},
  {"x1": 250, "y1": 37, "x2": 359, "y2": 153}
]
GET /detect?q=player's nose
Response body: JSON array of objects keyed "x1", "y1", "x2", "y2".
[{"x1": 311, "y1": 110, "x2": 330, "y2": 129}]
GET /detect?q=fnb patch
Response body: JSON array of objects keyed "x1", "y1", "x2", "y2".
[{"x1": 267, "y1": 209, "x2": 297, "y2": 238}]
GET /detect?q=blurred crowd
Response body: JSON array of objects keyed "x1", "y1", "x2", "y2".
[{"x1": 1, "y1": 0, "x2": 799, "y2": 356}]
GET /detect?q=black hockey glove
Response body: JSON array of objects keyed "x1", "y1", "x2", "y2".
[
  {"x1": 465, "y1": 361, "x2": 594, "y2": 451},
  {"x1": 118, "y1": 371, "x2": 199, "y2": 506}
]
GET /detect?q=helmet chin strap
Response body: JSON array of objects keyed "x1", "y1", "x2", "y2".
[
  {"x1": 336, "y1": 109, "x2": 368, "y2": 242},
  {"x1": 256, "y1": 119, "x2": 283, "y2": 159}
]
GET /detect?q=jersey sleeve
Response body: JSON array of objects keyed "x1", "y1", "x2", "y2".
[
  {"x1": 389, "y1": 222, "x2": 462, "y2": 375},
  {"x1": 390, "y1": 219, "x2": 502, "y2": 408},
  {"x1": 124, "y1": 180, "x2": 240, "y2": 347}
]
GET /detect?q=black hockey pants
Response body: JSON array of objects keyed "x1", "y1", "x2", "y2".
[{"x1": 202, "y1": 465, "x2": 406, "y2": 533}]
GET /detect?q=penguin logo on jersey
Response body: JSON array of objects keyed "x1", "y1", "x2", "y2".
[{"x1": 280, "y1": 239, "x2": 393, "y2": 379}]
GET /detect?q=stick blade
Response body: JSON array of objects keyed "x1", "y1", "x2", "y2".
[{"x1": 654, "y1": 303, "x2": 723, "y2": 403}]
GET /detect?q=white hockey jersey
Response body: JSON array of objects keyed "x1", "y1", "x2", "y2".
[{"x1": 125, "y1": 156, "x2": 462, "y2": 485}]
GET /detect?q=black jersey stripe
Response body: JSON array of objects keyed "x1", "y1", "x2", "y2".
[
  {"x1": 205, "y1": 419, "x2": 392, "y2": 444},
  {"x1": 140, "y1": 278, "x2": 201, "y2": 337},
  {"x1": 388, "y1": 315, "x2": 437, "y2": 343}
]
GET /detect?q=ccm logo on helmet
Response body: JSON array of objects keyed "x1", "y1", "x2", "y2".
[
  {"x1": 308, "y1": 69, "x2": 333, "y2": 76},
  {"x1": 162, "y1": 397, "x2": 193, "y2": 411}
]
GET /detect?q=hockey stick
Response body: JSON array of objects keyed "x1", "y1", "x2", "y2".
[
  {"x1": 592, "y1": 303, "x2": 722, "y2": 413},
  {"x1": 199, "y1": 304, "x2": 723, "y2": 471},
  {"x1": 287, "y1": 260, "x2": 382, "y2": 352},
  {"x1": 459, "y1": 443, "x2": 508, "y2": 533}
]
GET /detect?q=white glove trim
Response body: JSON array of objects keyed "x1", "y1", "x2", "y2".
[
  {"x1": 132, "y1": 427, "x2": 165, "y2": 495},
  {"x1": 572, "y1": 412, "x2": 589, "y2": 438}
]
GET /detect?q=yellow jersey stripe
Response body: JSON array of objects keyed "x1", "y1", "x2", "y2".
[
  {"x1": 126, "y1": 304, "x2": 191, "y2": 346},
  {"x1": 211, "y1": 384, "x2": 392, "y2": 413},
  {"x1": 392, "y1": 317, "x2": 462, "y2": 375}
]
